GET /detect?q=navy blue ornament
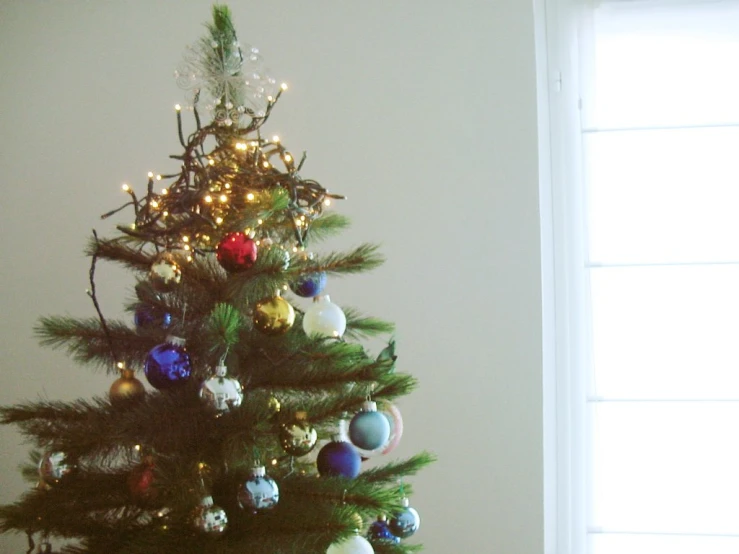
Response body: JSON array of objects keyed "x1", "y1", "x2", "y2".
[
  {"x1": 290, "y1": 271, "x2": 327, "y2": 298},
  {"x1": 368, "y1": 516, "x2": 400, "y2": 546},
  {"x1": 144, "y1": 337, "x2": 191, "y2": 390},
  {"x1": 317, "y1": 440, "x2": 361, "y2": 479},
  {"x1": 134, "y1": 305, "x2": 172, "y2": 330},
  {"x1": 349, "y1": 402, "x2": 391, "y2": 451},
  {"x1": 389, "y1": 499, "x2": 420, "y2": 538}
]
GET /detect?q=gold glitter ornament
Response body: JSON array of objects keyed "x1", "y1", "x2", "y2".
[
  {"x1": 109, "y1": 369, "x2": 146, "y2": 404},
  {"x1": 253, "y1": 294, "x2": 295, "y2": 335}
]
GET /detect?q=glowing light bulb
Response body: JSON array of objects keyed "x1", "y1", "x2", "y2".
[
  {"x1": 324, "y1": 199, "x2": 331, "y2": 206},
  {"x1": 215, "y1": 217, "x2": 223, "y2": 224},
  {"x1": 209, "y1": 159, "x2": 215, "y2": 166},
  {"x1": 156, "y1": 175, "x2": 162, "y2": 181},
  {"x1": 150, "y1": 200, "x2": 159, "y2": 208},
  {"x1": 175, "y1": 104, "x2": 181, "y2": 111},
  {"x1": 182, "y1": 236, "x2": 190, "y2": 243},
  {"x1": 121, "y1": 184, "x2": 130, "y2": 192},
  {"x1": 284, "y1": 154, "x2": 293, "y2": 163},
  {"x1": 257, "y1": 219, "x2": 263, "y2": 225},
  {"x1": 263, "y1": 161, "x2": 270, "y2": 168},
  {"x1": 272, "y1": 135, "x2": 280, "y2": 143},
  {"x1": 161, "y1": 188, "x2": 168, "y2": 194},
  {"x1": 163, "y1": 211, "x2": 169, "y2": 217},
  {"x1": 147, "y1": 172, "x2": 154, "y2": 178},
  {"x1": 183, "y1": 244, "x2": 190, "y2": 251},
  {"x1": 116, "y1": 362, "x2": 125, "y2": 369},
  {"x1": 280, "y1": 83, "x2": 288, "y2": 91},
  {"x1": 204, "y1": 195, "x2": 213, "y2": 203},
  {"x1": 219, "y1": 194, "x2": 228, "y2": 203},
  {"x1": 246, "y1": 193, "x2": 255, "y2": 201},
  {"x1": 224, "y1": 183, "x2": 231, "y2": 189}
]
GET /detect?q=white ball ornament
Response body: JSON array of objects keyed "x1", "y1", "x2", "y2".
[
  {"x1": 303, "y1": 295, "x2": 346, "y2": 339},
  {"x1": 326, "y1": 534, "x2": 375, "y2": 554}
]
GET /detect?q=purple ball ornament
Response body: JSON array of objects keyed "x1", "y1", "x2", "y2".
[
  {"x1": 144, "y1": 336, "x2": 192, "y2": 390},
  {"x1": 317, "y1": 419, "x2": 361, "y2": 479},
  {"x1": 290, "y1": 271, "x2": 327, "y2": 298},
  {"x1": 134, "y1": 304, "x2": 172, "y2": 331}
]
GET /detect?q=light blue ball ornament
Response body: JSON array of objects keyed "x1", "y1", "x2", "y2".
[{"x1": 349, "y1": 401, "x2": 391, "y2": 451}]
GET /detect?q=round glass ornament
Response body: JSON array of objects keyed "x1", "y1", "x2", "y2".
[
  {"x1": 109, "y1": 368, "x2": 146, "y2": 405},
  {"x1": 291, "y1": 271, "x2": 327, "y2": 298},
  {"x1": 148, "y1": 252, "x2": 182, "y2": 293},
  {"x1": 38, "y1": 452, "x2": 74, "y2": 486},
  {"x1": 144, "y1": 336, "x2": 192, "y2": 390},
  {"x1": 367, "y1": 516, "x2": 400, "y2": 546},
  {"x1": 326, "y1": 534, "x2": 375, "y2": 554},
  {"x1": 279, "y1": 411, "x2": 318, "y2": 456},
  {"x1": 389, "y1": 498, "x2": 420, "y2": 538},
  {"x1": 200, "y1": 364, "x2": 243, "y2": 412},
  {"x1": 302, "y1": 295, "x2": 346, "y2": 338},
  {"x1": 237, "y1": 466, "x2": 279, "y2": 513},
  {"x1": 216, "y1": 232, "x2": 257, "y2": 272},
  {"x1": 192, "y1": 495, "x2": 228, "y2": 536},
  {"x1": 134, "y1": 304, "x2": 172, "y2": 330},
  {"x1": 349, "y1": 401, "x2": 391, "y2": 452},
  {"x1": 253, "y1": 294, "x2": 295, "y2": 335}
]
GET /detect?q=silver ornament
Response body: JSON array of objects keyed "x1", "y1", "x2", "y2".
[
  {"x1": 200, "y1": 365, "x2": 243, "y2": 412},
  {"x1": 38, "y1": 452, "x2": 74, "y2": 486},
  {"x1": 389, "y1": 498, "x2": 420, "y2": 538},
  {"x1": 237, "y1": 466, "x2": 279, "y2": 512},
  {"x1": 192, "y1": 495, "x2": 228, "y2": 536}
]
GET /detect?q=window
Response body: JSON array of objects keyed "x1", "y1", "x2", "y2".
[{"x1": 543, "y1": 1, "x2": 739, "y2": 553}]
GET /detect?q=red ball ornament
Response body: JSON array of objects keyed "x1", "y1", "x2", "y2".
[
  {"x1": 128, "y1": 457, "x2": 157, "y2": 505},
  {"x1": 216, "y1": 232, "x2": 257, "y2": 272}
]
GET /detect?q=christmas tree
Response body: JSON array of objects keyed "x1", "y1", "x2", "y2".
[{"x1": 0, "y1": 6, "x2": 432, "y2": 554}]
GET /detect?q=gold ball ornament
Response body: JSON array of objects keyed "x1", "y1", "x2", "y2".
[
  {"x1": 279, "y1": 411, "x2": 318, "y2": 456},
  {"x1": 253, "y1": 295, "x2": 295, "y2": 335},
  {"x1": 110, "y1": 369, "x2": 146, "y2": 404},
  {"x1": 148, "y1": 252, "x2": 182, "y2": 293}
]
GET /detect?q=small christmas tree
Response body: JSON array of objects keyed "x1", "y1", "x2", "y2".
[{"x1": 0, "y1": 6, "x2": 432, "y2": 554}]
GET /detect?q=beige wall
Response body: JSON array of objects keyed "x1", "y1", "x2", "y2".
[{"x1": 0, "y1": 1, "x2": 543, "y2": 552}]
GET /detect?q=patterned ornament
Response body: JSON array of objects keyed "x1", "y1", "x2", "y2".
[
  {"x1": 148, "y1": 253, "x2": 182, "y2": 293},
  {"x1": 144, "y1": 336, "x2": 192, "y2": 389},
  {"x1": 302, "y1": 295, "x2": 346, "y2": 338},
  {"x1": 128, "y1": 456, "x2": 157, "y2": 505},
  {"x1": 367, "y1": 516, "x2": 400, "y2": 546},
  {"x1": 389, "y1": 498, "x2": 420, "y2": 539},
  {"x1": 200, "y1": 364, "x2": 243, "y2": 412},
  {"x1": 349, "y1": 401, "x2": 391, "y2": 452},
  {"x1": 237, "y1": 466, "x2": 279, "y2": 513},
  {"x1": 326, "y1": 534, "x2": 375, "y2": 554},
  {"x1": 134, "y1": 304, "x2": 172, "y2": 330},
  {"x1": 279, "y1": 411, "x2": 318, "y2": 456},
  {"x1": 253, "y1": 295, "x2": 295, "y2": 335},
  {"x1": 216, "y1": 232, "x2": 258, "y2": 272},
  {"x1": 192, "y1": 495, "x2": 228, "y2": 536},
  {"x1": 38, "y1": 452, "x2": 74, "y2": 486},
  {"x1": 109, "y1": 369, "x2": 146, "y2": 405},
  {"x1": 290, "y1": 271, "x2": 327, "y2": 298}
]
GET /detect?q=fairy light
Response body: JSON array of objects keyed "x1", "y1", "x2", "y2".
[
  {"x1": 271, "y1": 458, "x2": 278, "y2": 466},
  {"x1": 292, "y1": 246, "x2": 299, "y2": 253},
  {"x1": 147, "y1": 172, "x2": 154, "y2": 178},
  {"x1": 187, "y1": 255, "x2": 193, "y2": 262},
  {"x1": 215, "y1": 217, "x2": 223, "y2": 225},
  {"x1": 224, "y1": 183, "x2": 231, "y2": 189},
  {"x1": 209, "y1": 159, "x2": 215, "y2": 166},
  {"x1": 150, "y1": 200, "x2": 159, "y2": 209},
  {"x1": 134, "y1": 444, "x2": 142, "y2": 452},
  {"x1": 267, "y1": 95, "x2": 274, "y2": 102},
  {"x1": 182, "y1": 236, "x2": 190, "y2": 243},
  {"x1": 324, "y1": 199, "x2": 331, "y2": 206},
  {"x1": 219, "y1": 194, "x2": 228, "y2": 203},
  {"x1": 175, "y1": 104, "x2": 182, "y2": 112},
  {"x1": 280, "y1": 83, "x2": 288, "y2": 91},
  {"x1": 262, "y1": 161, "x2": 270, "y2": 169},
  {"x1": 183, "y1": 244, "x2": 191, "y2": 251},
  {"x1": 235, "y1": 141, "x2": 247, "y2": 150},
  {"x1": 204, "y1": 195, "x2": 213, "y2": 203},
  {"x1": 156, "y1": 175, "x2": 162, "y2": 181},
  {"x1": 161, "y1": 188, "x2": 168, "y2": 195},
  {"x1": 272, "y1": 135, "x2": 280, "y2": 143},
  {"x1": 284, "y1": 153, "x2": 293, "y2": 163},
  {"x1": 246, "y1": 192, "x2": 255, "y2": 201},
  {"x1": 121, "y1": 184, "x2": 130, "y2": 192},
  {"x1": 116, "y1": 361, "x2": 125, "y2": 370},
  {"x1": 250, "y1": 141, "x2": 259, "y2": 148},
  {"x1": 163, "y1": 211, "x2": 169, "y2": 217},
  {"x1": 257, "y1": 219, "x2": 263, "y2": 225}
]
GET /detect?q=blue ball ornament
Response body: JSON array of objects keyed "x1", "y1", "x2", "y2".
[
  {"x1": 317, "y1": 440, "x2": 361, "y2": 479},
  {"x1": 290, "y1": 271, "x2": 327, "y2": 298},
  {"x1": 144, "y1": 338, "x2": 191, "y2": 390},
  {"x1": 389, "y1": 500, "x2": 420, "y2": 538},
  {"x1": 134, "y1": 305, "x2": 172, "y2": 330},
  {"x1": 349, "y1": 402, "x2": 391, "y2": 451},
  {"x1": 367, "y1": 517, "x2": 400, "y2": 546}
]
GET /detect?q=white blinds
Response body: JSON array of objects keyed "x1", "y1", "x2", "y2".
[{"x1": 580, "y1": 1, "x2": 739, "y2": 552}]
